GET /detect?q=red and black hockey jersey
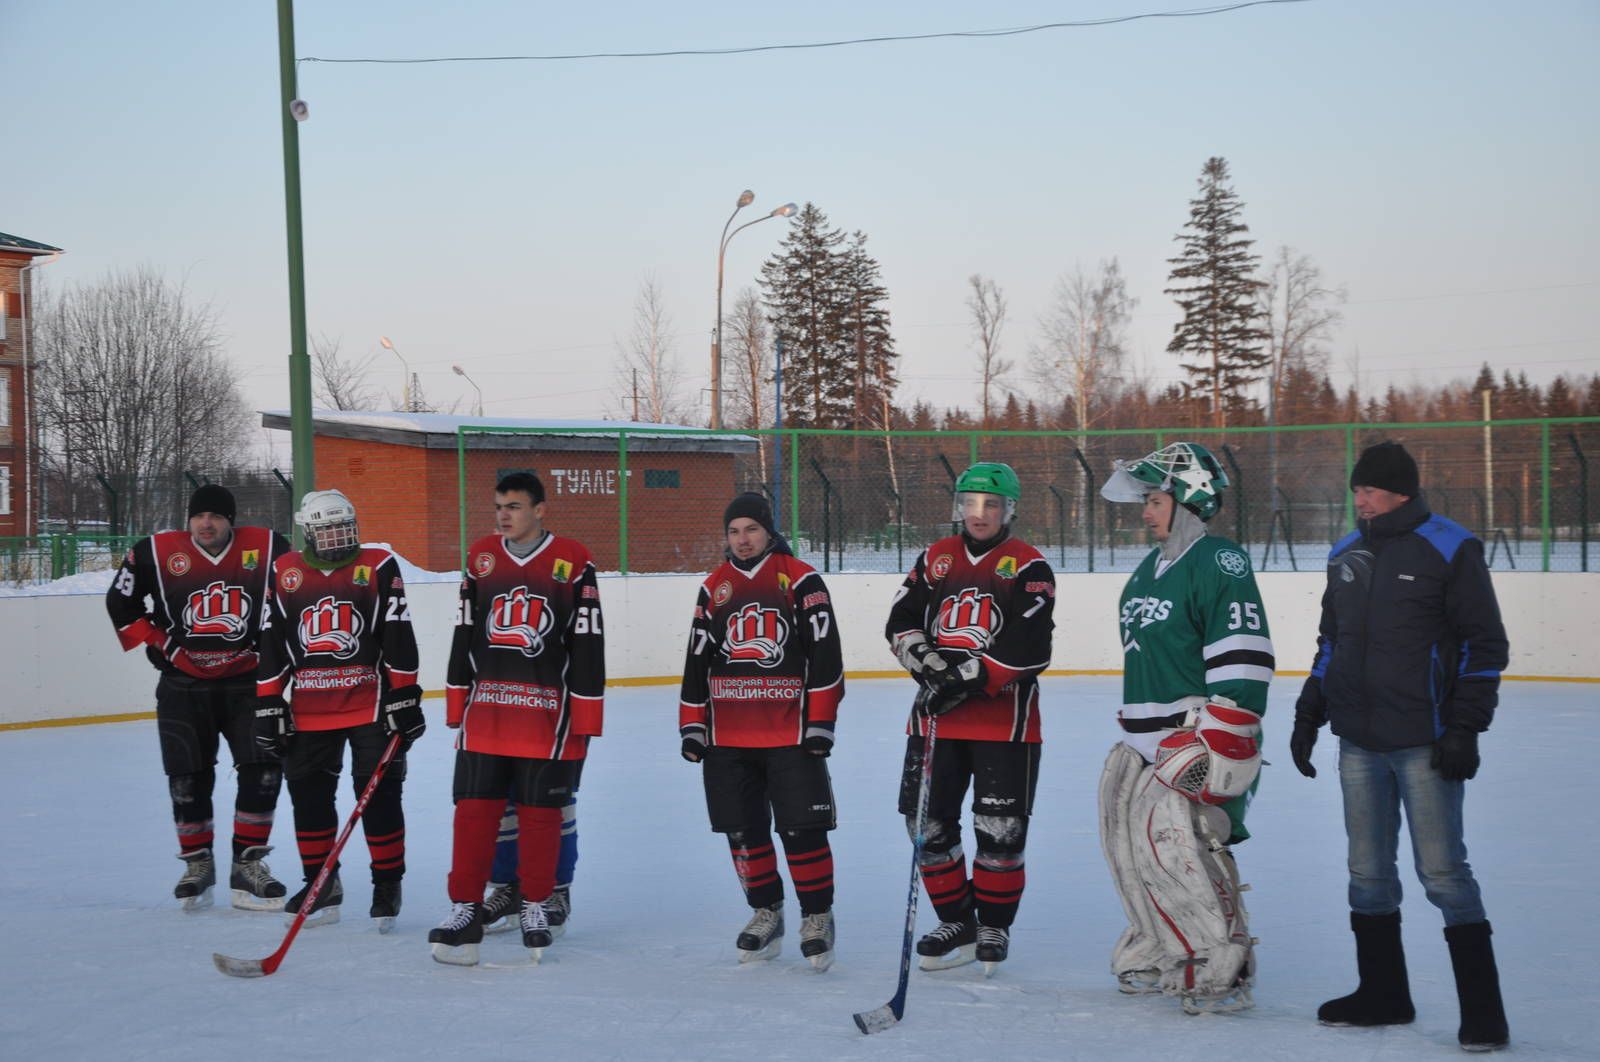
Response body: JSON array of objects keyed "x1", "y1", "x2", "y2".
[
  {"x1": 679, "y1": 550, "x2": 844, "y2": 748},
  {"x1": 446, "y1": 533, "x2": 605, "y2": 761},
  {"x1": 886, "y1": 533, "x2": 1055, "y2": 743},
  {"x1": 106, "y1": 526, "x2": 290, "y2": 681},
  {"x1": 256, "y1": 546, "x2": 420, "y2": 731}
]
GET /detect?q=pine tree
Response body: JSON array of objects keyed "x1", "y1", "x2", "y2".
[
  {"x1": 838, "y1": 231, "x2": 898, "y2": 431},
  {"x1": 1165, "y1": 157, "x2": 1269, "y2": 427},
  {"x1": 759, "y1": 203, "x2": 863, "y2": 428}
]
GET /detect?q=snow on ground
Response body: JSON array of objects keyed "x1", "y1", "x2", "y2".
[{"x1": 1, "y1": 677, "x2": 1593, "y2": 1060}]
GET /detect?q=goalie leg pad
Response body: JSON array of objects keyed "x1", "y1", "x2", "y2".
[
  {"x1": 1131, "y1": 775, "x2": 1255, "y2": 1006},
  {"x1": 1099, "y1": 742, "x2": 1167, "y2": 984}
]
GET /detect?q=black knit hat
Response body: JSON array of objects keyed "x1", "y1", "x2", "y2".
[
  {"x1": 187, "y1": 484, "x2": 236, "y2": 523},
  {"x1": 724, "y1": 492, "x2": 776, "y2": 537},
  {"x1": 1350, "y1": 441, "x2": 1419, "y2": 498}
]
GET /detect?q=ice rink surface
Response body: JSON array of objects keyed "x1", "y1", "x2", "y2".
[{"x1": 2, "y1": 676, "x2": 1593, "y2": 1060}]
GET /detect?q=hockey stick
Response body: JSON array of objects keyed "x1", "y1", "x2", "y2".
[
  {"x1": 213, "y1": 733, "x2": 402, "y2": 978},
  {"x1": 853, "y1": 709, "x2": 938, "y2": 1035}
]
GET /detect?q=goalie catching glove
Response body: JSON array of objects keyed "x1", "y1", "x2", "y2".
[
  {"x1": 382, "y1": 684, "x2": 426, "y2": 750},
  {"x1": 1153, "y1": 696, "x2": 1262, "y2": 805}
]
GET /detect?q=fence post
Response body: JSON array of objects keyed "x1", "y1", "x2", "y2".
[
  {"x1": 788, "y1": 430, "x2": 800, "y2": 546},
  {"x1": 1541, "y1": 421, "x2": 1551, "y2": 572},
  {"x1": 1221, "y1": 445, "x2": 1245, "y2": 548},
  {"x1": 1047, "y1": 484, "x2": 1067, "y2": 569},
  {"x1": 810, "y1": 458, "x2": 832, "y2": 573},
  {"x1": 1570, "y1": 432, "x2": 1589, "y2": 572},
  {"x1": 618, "y1": 432, "x2": 630, "y2": 575},
  {"x1": 1073, "y1": 447, "x2": 1095, "y2": 573},
  {"x1": 1344, "y1": 427, "x2": 1356, "y2": 528}
]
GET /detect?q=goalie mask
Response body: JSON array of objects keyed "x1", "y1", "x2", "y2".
[
  {"x1": 952, "y1": 461, "x2": 1021, "y2": 525},
  {"x1": 295, "y1": 488, "x2": 361, "y2": 566},
  {"x1": 1101, "y1": 442, "x2": 1228, "y2": 522}
]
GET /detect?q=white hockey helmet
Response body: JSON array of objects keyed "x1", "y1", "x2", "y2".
[{"x1": 295, "y1": 488, "x2": 360, "y2": 564}]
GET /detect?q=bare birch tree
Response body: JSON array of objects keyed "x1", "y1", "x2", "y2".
[
  {"x1": 967, "y1": 274, "x2": 1011, "y2": 429},
  {"x1": 1030, "y1": 260, "x2": 1136, "y2": 435},
  {"x1": 722, "y1": 288, "x2": 773, "y2": 477},
  {"x1": 34, "y1": 266, "x2": 249, "y2": 532},
  {"x1": 312, "y1": 333, "x2": 382, "y2": 411},
  {"x1": 612, "y1": 273, "x2": 689, "y2": 423},
  {"x1": 1257, "y1": 246, "x2": 1344, "y2": 506}
]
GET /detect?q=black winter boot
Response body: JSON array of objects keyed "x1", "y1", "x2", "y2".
[
  {"x1": 1318, "y1": 911, "x2": 1416, "y2": 1027},
  {"x1": 1444, "y1": 920, "x2": 1510, "y2": 1052}
]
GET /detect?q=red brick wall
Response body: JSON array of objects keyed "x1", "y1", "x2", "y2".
[{"x1": 0, "y1": 272, "x2": 29, "y2": 534}]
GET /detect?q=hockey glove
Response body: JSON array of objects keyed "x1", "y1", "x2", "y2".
[
  {"x1": 681, "y1": 727, "x2": 707, "y2": 764},
  {"x1": 382, "y1": 684, "x2": 426, "y2": 751},
  {"x1": 254, "y1": 695, "x2": 293, "y2": 759},
  {"x1": 802, "y1": 726, "x2": 834, "y2": 758},
  {"x1": 1431, "y1": 726, "x2": 1480, "y2": 781},
  {"x1": 918, "y1": 653, "x2": 986, "y2": 717},
  {"x1": 1289, "y1": 715, "x2": 1320, "y2": 778}
]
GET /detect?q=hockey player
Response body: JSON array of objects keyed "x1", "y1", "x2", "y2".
[
  {"x1": 886, "y1": 462, "x2": 1054, "y2": 974},
  {"x1": 430, "y1": 472, "x2": 604, "y2": 965},
  {"x1": 254, "y1": 489, "x2": 424, "y2": 932},
  {"x1": 679, "y1": 493, "x2": 844, "y2": 970},
  {"x1": 1097, "y1": 442, "x2": 1274, "y2": 1014},
  {"x1": 106, "y1": 484, "x2": 292, "y2": 912}
]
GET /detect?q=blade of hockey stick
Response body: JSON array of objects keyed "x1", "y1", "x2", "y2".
[
  {"x1": 213, "y1": 733, "x2": 402, "y2": 979},
  {"x1": 852, "y1": 714, "x2": 937, "y2": 1035}
]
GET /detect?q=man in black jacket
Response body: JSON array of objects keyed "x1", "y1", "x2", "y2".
[{"x1": 1290, "y1": 441, "x2": 1510, "y2": 1053}]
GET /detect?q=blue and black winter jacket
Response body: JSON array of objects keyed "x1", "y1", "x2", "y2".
[{"x1": 1294, "y1": 494, "x2": 1508, "y2": 752}]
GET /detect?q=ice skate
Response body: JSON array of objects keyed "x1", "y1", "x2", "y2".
[
  {"x1": 228, "y1": 846, "x2": 285, "y2": 912},
  {"x1": 1179, "y1": 973, "x2": 1255, "y2": 1015},
  {"x1": 284, "y1": 869, "x2": 342, "y2": 928},
  {"x1": 916, "y1": 918, "x2": 977, "y2": 971},
  {"x1": 428, "y1": 901, "x2": 483, "y2": 966},
  {"x1": 736, "y1": 903, "x2": 784, "y2": 963},
  {"x1": 977, "y1": 924, "x2": 1009, "y2": 977},
  {"x1": 799, "y1": 910, "x2": 835, "y2": 972},
  {"x1": 369, "y1": 880, "x2": 401, "y2": 934},
  {"x1": 520, "y1": 899, "x2": 552, "y2": 962},
  {"x1": 481, "y1": 880, "x2": 521, "y2": 934},
  {"x1": 1117, "y1": 968, "x2": 1163, "y2": 995},
  {"x1": 546, "y1": 884, "x2": 571, "y2": 940},
  {"x1": 174, "y1": 850, "x2": 215, "y2": 912}
]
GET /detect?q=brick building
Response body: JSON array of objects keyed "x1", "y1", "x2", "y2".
[
  {"x1": 0, "y1": 232, "x2": 62, "y2": 537},
  {"x1": 261, "y1": 411, "x2": 758, "y2": 573}
]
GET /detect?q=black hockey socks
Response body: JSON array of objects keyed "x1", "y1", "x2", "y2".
[
  {"x1": 355, "y1": 770, "x2": 406, "y2": 883},
  {"x1": 973, "y1": 815, "x2": 1029, "y2": 929},
  {"x1": 231, "y1": 763, "x2": 281, "y2": 860},
  {"x1": 728, "y1": 831, "x2": 783, "y2": 910},
  {"x1": 447, "y1": 798, "x2": 502, "y2": 902},
  {"x1": 916, "y1": 819, "x2": 974, "y2": 924},
  {"x1": 289, "y1": 770, "x2": 339, "y2": 881},
  {"x1": 169, "y1": 770, "x2": 216, "y2": 855},
  {"x1": 779, "y1": 829, "x2": 834, "y2": 916}
]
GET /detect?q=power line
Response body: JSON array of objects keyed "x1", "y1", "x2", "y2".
[{"x1": 300, "y1": 1, "x2": 1309, "y2": 66}]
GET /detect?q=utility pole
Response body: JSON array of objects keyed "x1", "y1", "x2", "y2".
[{"x1": 1482, "y1": 387, "x2": 1495, "y2": 531}]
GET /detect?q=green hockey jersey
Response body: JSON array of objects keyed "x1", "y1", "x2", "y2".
[{"x1": 1117, "y1": 534, "x2": 1275, "y2": 764}]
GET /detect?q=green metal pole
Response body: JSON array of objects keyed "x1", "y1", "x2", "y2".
[
  {"x1": 968, "y1": 433, "x2": 978, "y2": 467},
  {"x1": 788, "y1": 429, "x2": 800, "y2": 544},
  {"x1": 617, "y1": 432, "x2": 630, "y2": 574},
  {"x1": 457, "y1": 431, "x2": 468, "y2": 571},
  {"x1": 1541, "y1": 420, "x2": 1551, "y2": 572},
  {"x1": 1344, "y1": 426, "x2": 1356, "y2": 528},
  {"x1": 278, "y1": 0, "x2": 313, "y2": 547}
]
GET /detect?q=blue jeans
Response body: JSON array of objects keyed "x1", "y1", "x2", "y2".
[{"x1": 1337, "y1": 739, "x2": 1486, "y2": 927}]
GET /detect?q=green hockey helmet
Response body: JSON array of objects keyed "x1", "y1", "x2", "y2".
[
  {"x1": 953, "y1": 461, "x2": 1021, "y2": 524},
  {"x1": 1100, "y1": 442, "x2": 1228, "y2": 521}
]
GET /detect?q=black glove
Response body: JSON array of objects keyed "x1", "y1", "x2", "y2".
[
  {"x1": 681, "y1": 728, "x2": 707, "y2": 764},
  {"x1": 382, "y1": 684, "x2": 426, "y2": 751},
  {"x1": 917, "y1": 653, "x2": 987, "y2": 718},
  {"x1": 254, "y1": 695, "x2": 293, "y2": 759},
  {"x1": 1431, "y1": 726, "x2": 1480, "y2": 781},
  {"x1": 802, "y1": 730, "x2": 834, "y2": 757},
  {"x1": 1289, "y1": 715, "x2": 1320, "y2": 778}
]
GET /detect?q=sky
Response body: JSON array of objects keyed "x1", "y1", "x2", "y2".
[{"x1": 4, "y1": 0, "x2": 1597, "y2": 432}]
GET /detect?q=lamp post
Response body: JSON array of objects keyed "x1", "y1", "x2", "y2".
[
  {"x1": 380, "y1": 335, "x2": 411, "y2": 412},
  {"x1": 453, "y1": 364, "x2": 484, "y2": 417},
  {"x1": 712, "y1": 193, "x2": 797, "y2": 430}
]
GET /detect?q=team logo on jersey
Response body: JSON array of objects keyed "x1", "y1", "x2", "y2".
[
  {"x1": 552, "y1": 558, "x2": 572, "y2": 584},
  {"x1": 473, "y1": 552, "x2": 496, "y2": 578},
  {"x1": 182, "y1": 580, "x2": 252, "y2": 641},
  {"x1": 280, "y1": 567, "x2": 303, "y2": 592},
  {"x1": 298, "y1": 595, "x2": 364, "y2": 659},
  {"x1": 1215, "y1": 549, "x2": 1250, "y2": 579},
  {"x1": 777, "y1": 571, "x2": 790, "y2": 593},
  {"x1": 995, "y1": 555, "x2": 1018, "y2": 579},
  {"x1": 353, "y1": 565, "x2": 371, "y2": 587},
  {"x1": 167, "y1": 552, "x2": 192, "y2": 577},
  {"x1": 935, "y1": 588, "x2": 1002, "y2": 651},
  {"x1": 242, "y1": 549, "x2": 260, "y2": 571},
  {"x1": 486, "y1": 587, "x2": 555, "y2": 658},
  {"x1": 931, "y1": 554, "x2": 953, "y2": 580},
  {"x1": 1121, "y1": 595, "x2": 1174, "y2": 634},
  {"x1": 723, "y1": 603, "x2": 789, "y2": 668},
  {"x1": 712, "y1": 581, "x2": 733, "y2": 607}
]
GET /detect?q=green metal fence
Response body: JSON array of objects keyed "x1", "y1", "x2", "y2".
[
  {"x1": 0, "y1": 533, "x2": 138, "y2": 585},
  {"x1": 454, "y1": 416, "x2": 1600, "y2": 575}
]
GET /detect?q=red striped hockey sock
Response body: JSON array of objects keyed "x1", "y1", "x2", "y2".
[
  {"x1": 973, "y1": 855, "x2": 1025, "y2": 928},
  {"x1": 781, "y1": 830, "x2": 835, "y2": 915},
  {"x1": 919, "y1": 852, "x2": 974, "y2": 924},
  {"x1": 730, "y1": 834, "x2": 783, "y2": 910}
]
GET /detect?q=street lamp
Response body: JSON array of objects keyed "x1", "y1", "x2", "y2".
[
  {"x1": 453, "y1": 364, "x2": 484, "y2": 417},
  {"x1": 712, "y1": 193, "x2": 797, "y2": 430},
  {"x1": 379, "y1": 335, "x2": 411, "y2": 412}
]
